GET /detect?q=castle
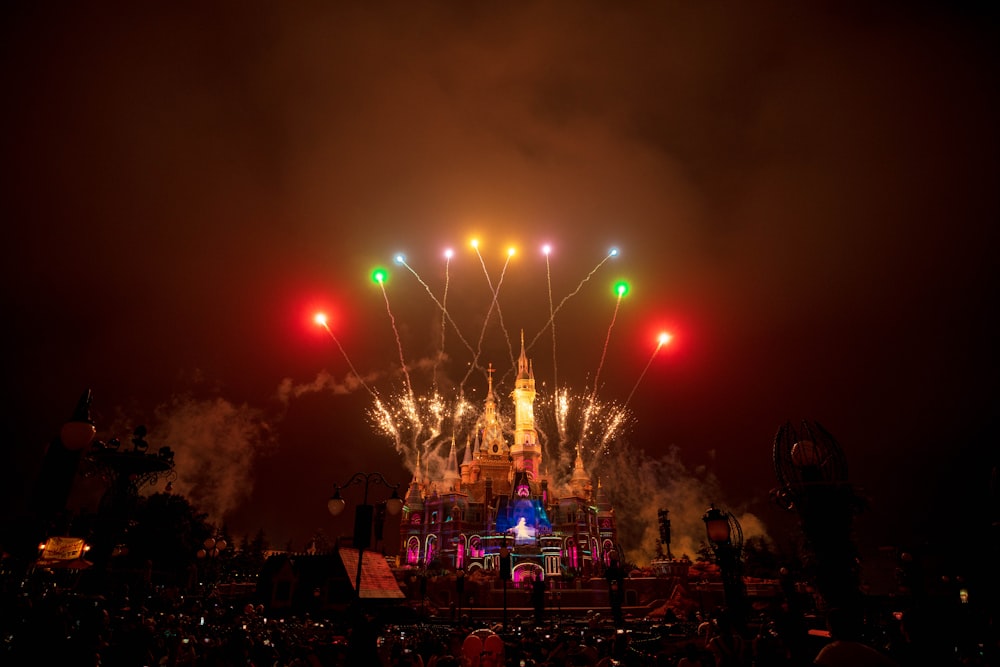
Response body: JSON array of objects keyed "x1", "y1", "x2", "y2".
[{"x1": 399, "y1": 335, "x2": 619, "y2": 583}]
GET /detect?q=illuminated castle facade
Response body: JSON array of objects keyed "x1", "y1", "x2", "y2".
[{"x1": 399, "y1": 336, "x2": 618, "y2": 581}]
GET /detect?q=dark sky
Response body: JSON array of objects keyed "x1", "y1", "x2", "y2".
[{"x1": 2, "y1": 3, "x2": 997, "y2": 566}]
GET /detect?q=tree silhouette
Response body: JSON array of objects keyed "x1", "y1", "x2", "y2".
[
  {"x1": 742, "y1": 536, "x2": 780, "y2": 580},
  {"x1": 127, "y1": 492, "x2": 211, "y2": 579}
]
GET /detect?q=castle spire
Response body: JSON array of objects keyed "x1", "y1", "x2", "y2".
[
  {"x1": 444, "y1": 437, "x2": 461, "y2": 491},
  {"x1": 517, "y1": 330, "x2": 530, "y2": 380},
  {"x1": 510, "y1": 329, "x2": 541, "y2": 478},
  {"x1": 405, "y1": 451, "x2": 425, "y2": 511},
  {"x1": 572, "y1": 444, "x2": 590, "y2": 481},
  {"x1": 570, "y1": 443, "x2": 592, "y2": 498},
  {"x1": 480, "y1": 362, "x2": 507, "y2": 457},
  {"x1": 462, "y1": 435, "x2": 473, "y2": 465}
]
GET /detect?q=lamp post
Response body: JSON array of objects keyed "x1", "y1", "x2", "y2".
[
  {"x1": 328, "y1": 472, "x2": 402, "y2": 602},
  {"x1": 499, "y1": 540, "x2": 511, "y2": 628},
  {"x1": 771, "y1": 420, "x2": 864, "y2": 614},
  {"x1": 702, "y1": 504, "x2": 747, "y2": 627},
  {"x1": 455, "y1": 568, "x2": 465, "y2": 624},
  {"x1": 197, "y1": 536, "x2": 228, "y2": 591},
  {"x1": 30, "y1": 391, "x2": 97, "y2": 539}
]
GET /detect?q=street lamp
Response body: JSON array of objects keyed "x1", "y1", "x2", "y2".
[
  {"x1": 59, "y1": 390, "x2": 97, "y2": 451},
  {"x1": 702, "y1": 504, "x2": 747, "y2": 626},
  {"x1": 328, "y1": 472, "x2": 402, "y2": 601},
  {"x1": 197, "y1": 536, "x2": 228, "y2": 559},
  {"x1": 31, "y1": 390, "x2": 97, "y2": 537},
  {"x1": 197, "y1": 536, "x2": 228, "y2": 591},
  {"x1": 455, "y1": 568, "x2": 465, "y2": 624},
  {"x1": 771, "y1": 420, "x2": 864, "y2": 613},
  {"x1": 499, "y1": 543, "x2": 511, "y2": 628}
]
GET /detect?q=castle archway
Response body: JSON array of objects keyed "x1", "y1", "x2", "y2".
[{"x1": 512, "y1": 562, "x2": 543, "y2": 585}]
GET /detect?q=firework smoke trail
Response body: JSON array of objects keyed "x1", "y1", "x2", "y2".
[
  {"x1": 316, "y1": 317, "x2": 378, "y2": 400},
  {"x1": 314, "y1": 314, "x2": 407, "y2": 452},
  {"x1": 435, "y1": 250, "x2": 452, "y2": 392},
  {"x1": 534, "y1": 389, "x2": 633, "y2": 476},
  {"x1": 395, "y1": 254, "x2": 476, "y2": 365},
  {"x1": 459, "y1": 241, "x2": 494, "y2": 389},
  {"x1": 624, "y1": 333, "x2": 671, "y2": 408},
  {"x1": 341, "y1": 244, "x2": 647, "y2": 488},
  {"x1": 369, "y1": 387, "x2": 482, "y2": 470},
  {"x1": 592, "y1": 292, "x2": 624, "y2": 399},
  {"x1": 370, "y1": 394, "x2": 404, "y2": 451},
  {"x1": 597, "y1": 402, "x2": 630, "y2": 455},
  {"x1": 375, "y1": 276, "x2": 423, "y2": 446},
  {"x1": 581, "y1": 291, "x2": 624, "y2": 439},
  {"x1": 493, "y1": 249, "x2": 518, "y2": 375},
  {"x1": 393, "y1": 251, "x2": 470, "y2": 441},
  {"x1": 527, "y1": 247, "x2": 618, "y2": 351},
  {"x1": 462, "y1": 242, "x2": 517, "y2": 389},
  {"x1": 391, "y1": 250, "x2": 487, "y2": 451},
  {"x1": 556, "y1": 388, "x2": 569, "y2": 445},
  {"x1": 543, "y1": 245, "x2": 559, "y2": 423}
]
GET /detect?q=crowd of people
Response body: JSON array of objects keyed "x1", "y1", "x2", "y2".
[{"x1": 0, "y1": 576, "x2": 996, "y2": 666}]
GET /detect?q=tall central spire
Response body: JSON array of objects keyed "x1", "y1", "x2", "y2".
[
  {"x1": 517, "y1": 331, "x2": 531, "y2": 380},
  {"x1": 511, "y1": 329, "x2": 540, "y2": 478}
]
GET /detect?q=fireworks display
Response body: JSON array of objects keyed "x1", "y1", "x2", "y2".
[{"x1": 314, "y1": 240, "x2": 670, "y2": 493}]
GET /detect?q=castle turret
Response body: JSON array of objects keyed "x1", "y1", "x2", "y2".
[
  {"x1": 510, "y1": 331, "x2": 542, "y2": 478},
  {"x1": 444, "y1": 438, "x2": 462, "y2": 492},
  {"x1": 404, "y1": 460, "x2": 424, "y2": 516},
  {"x1": 569, "y1": 444, "x2": 592, "y2": 499},
  {"x1": 460, "y1": 435, "x2": 473, "y2": 484}
]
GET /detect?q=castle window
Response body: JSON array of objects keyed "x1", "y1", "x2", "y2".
[
  {"x1": 425, "y1": 535, "x2": 437, "y2": 564},
  {"x1": 469, "y1": 536, "x2": 483, "y2": 557},
  {"x1": 602, "y1": 539, "x2": 615, "y2": 566},
  {"x1": 566, "y1": 538, "x2": 579, "y2": 569},
  {"x1": 406, "y1": 537, "x2": 420, "y2": 565}
]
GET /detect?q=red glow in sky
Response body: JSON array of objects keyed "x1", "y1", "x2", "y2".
[{"x1": 1, "y1": 2, "x2": 996, "y2": 559}]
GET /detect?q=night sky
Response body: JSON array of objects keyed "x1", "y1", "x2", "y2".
[{"x1": 2, "y1": 3, "x2": 997, "y2": 567}]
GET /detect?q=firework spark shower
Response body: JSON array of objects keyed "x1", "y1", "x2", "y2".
[
  {"x1": 313, "y1": 240, "x2": 671, "y2": 493},
  {"x1": 4, "y1": 1, "x2": 994, "y2": 561}
]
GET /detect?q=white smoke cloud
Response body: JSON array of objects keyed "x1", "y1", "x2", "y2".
[
  {"x1": 598, "y1": 440, "x2": 769, "y2": 566},
  {"x1": 275, "y1": 369, "x2": 383, "y2": 403},
  {"x1": 274, "y1": 355, "x2": 445, "y2": 407},
  {"x1": 149, "y1": 394, "x2": 275, "y2": 526}
]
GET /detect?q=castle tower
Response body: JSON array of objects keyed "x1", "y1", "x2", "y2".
[
  {"x1": 480, "y1": 363, "x2": 508, "y2": 457},
  {"x1": 460, "y1": 435, "x2": 473, "y2": 484},
  {"x1": 468, "y1": 430, "x2": 482, "y2": 482},
  {"x1": 510, "y1": 331, "x2": 542, "y2": 478},
  {"x1": 569, "y1": 444, "x2": 593, "y2": 499},
  {"x1": 404, "y1": 453, "x2": 425, "y2": 515},
  {"x1": 444, "y1": 438, "x2": 462, "y2": 491}
]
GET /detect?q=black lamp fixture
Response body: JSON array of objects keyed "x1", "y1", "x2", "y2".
[
  {"x1": 703, "y1": 505, "x2": 735, "y2": 546},
  {"x1": 702, "y1": 504, "x2": 747, "y2": 625},
  {"x1": 771, "y1": 419, "x2": 864, "y2": 613},
  {"x1": 327, "y1": 471, "x2": 402, "y2": 601},
  {"x1": 60, "y1": 390, "x2": 97, "y2": 451}
]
